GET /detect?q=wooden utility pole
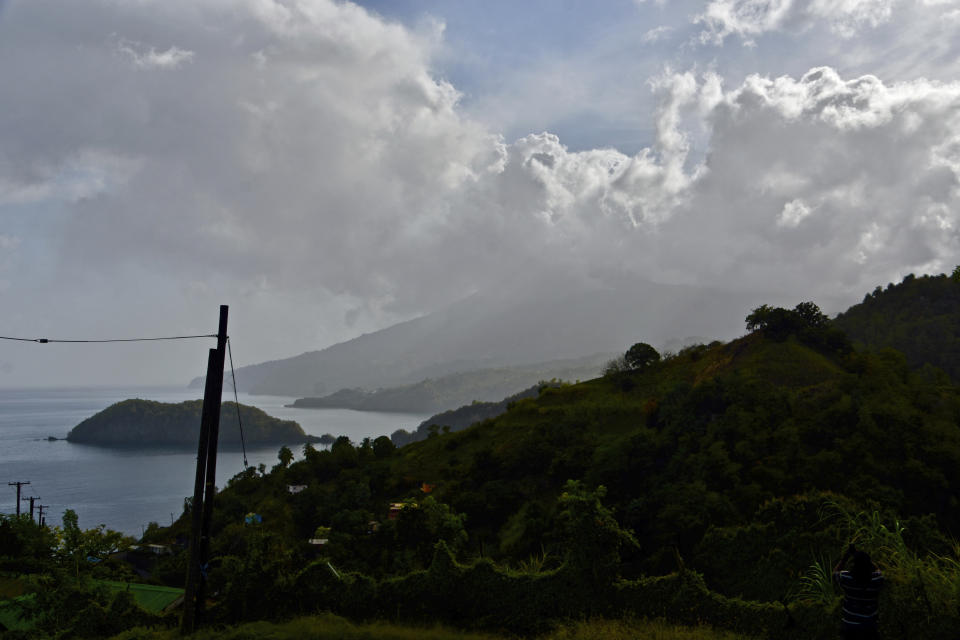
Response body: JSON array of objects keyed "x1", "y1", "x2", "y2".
[
  {"x1": 8, "y1": 481, "x2": 29, "y2": 517},
  {"x1": 181, "y1": 305, "x2": 228, "y2": 635},
  {"x1": 37, "y1": 504, "x2": 47, "y2": 526},
  {"x1": 22, "y1": 496, "x2": 36, "y2": 521}
]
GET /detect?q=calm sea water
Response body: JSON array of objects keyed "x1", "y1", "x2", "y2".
[{"x1": 0, "y1": 387, "x2": 428, "y2": 536}]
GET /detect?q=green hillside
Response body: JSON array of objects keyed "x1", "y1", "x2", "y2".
[
  {"x1": 134, "y1": 302, "x2": 960, "y2": 638},
  {"x1": 389, "y1": 382, "x2": 554, "y2": 446},
  {"x1": 12, "y1": 301, "x2": 960, "y2": 639},
  {"x1": 834, "y1": 269, "x2": 960, "y2": 379}
]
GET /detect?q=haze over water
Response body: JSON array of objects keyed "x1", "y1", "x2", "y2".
[{"x1": 0, "y1": 386, "x2": 427, "y2": 536}]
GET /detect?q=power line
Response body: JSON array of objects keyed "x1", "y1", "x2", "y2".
[
  {"x1": 0, "y1": 333, "x2": 217, "y2": 344},
  {"x1": 227, "y1": 337, "x2": 248, "y2": 469}
]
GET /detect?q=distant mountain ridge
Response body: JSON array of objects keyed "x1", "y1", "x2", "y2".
[
  {"x1": 287, "y1": 354, "x2": 610, "y2": 414},
  {"x1": 201, "y1": 271, "x2": 781, "y2": 397}
]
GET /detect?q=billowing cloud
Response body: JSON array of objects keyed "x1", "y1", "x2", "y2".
[
  {"x1": 697, "y1": 0, "x2": 898, "y2": 44},
  {"x1": 2, "y1": 0, "x2": 960, "y2": 384},
  {"x1": 652, "y1": 66, "x2": 960, "y2": 299}
]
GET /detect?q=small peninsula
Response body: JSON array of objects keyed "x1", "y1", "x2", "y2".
[{"x1": 66, "y1": 399, "x2": 319, "y2": 448}]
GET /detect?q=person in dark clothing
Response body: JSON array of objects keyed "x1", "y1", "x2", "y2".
[{"x1": 833, "y1": 544, "x2": 884, "y2": 639}]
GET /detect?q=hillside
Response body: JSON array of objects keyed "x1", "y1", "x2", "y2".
[
  {"x1": 288, "y1": 354, "x2": 608, "y2": 414},
  {"x1": 834, "y1": 270, "x2": 960, "y2": 379},
  {"x1": 389, "y1": 383, "x2": 550, "y2": 446},
  {"x1": 66, "y1": 399, "x2": 317, "y2": 448},
  {"x1": 175, "y1": 305, "x2": 958, "y2": 608},
  {"x1": 21, "y1": 301, "x2": 960, "y2": 639},
  {"x1": 202, "y1": 271, "x2": 778, "y2": 396}
]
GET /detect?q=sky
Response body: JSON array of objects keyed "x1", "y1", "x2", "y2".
[{"x1": 2, "y1": 0, "x2": 960, "y2": 386}]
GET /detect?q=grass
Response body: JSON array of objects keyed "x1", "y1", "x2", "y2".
[
  {"x1": 541, "y1": 617, "x2": 757, "y2": 640},
  {"x1": 108, "y1": 614, "x2": 757, "y2": 640}
]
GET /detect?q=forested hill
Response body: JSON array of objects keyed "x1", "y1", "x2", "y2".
[
  {"x1": 834, "y1": 269, "x2": 960, "y2": 379},
  {"x1": 66, "y1": 399, "x2": 317, "y2": 448},
  {"x1": 152, "y1": 301, "x2": 960, "y2": 638}
]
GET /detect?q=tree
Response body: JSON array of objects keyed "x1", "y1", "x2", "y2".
[
  {"x1": 0, "y1": 513, "x2": 57, "y2": 572},
  {"x1": 793, "y1": 301, "x2": 829, "y2": 328},
  {"x1": 55, "y1": 509, "x2": 130, "y2": 576},
  {"x1": 624, "y1": 342, "x2": 660, "y2": 370},
  {"x1": 745, "y1": 304, "x2": 779, "y2": 333},
  {"x1": 603, "y1": 356, "x2": 629, "y2": 377},
  {"x1": 554, "y1": 481, "x2": 639, "y2": 585},
  {"x1": 277, "y1": 445, "x2": 294, "y2": 468},
  {"x1": 746, "y1": 302, "x2": 826, "y2": 340},
  {"x1": 372, "y1": 435, "x2": 395, "y2": 459}
]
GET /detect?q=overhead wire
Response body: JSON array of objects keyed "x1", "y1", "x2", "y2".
[
  {"x1": 3, "y1": 327, "x2": 250, "y2": 469},
  {"x1": 0, "y1": 334, "x2": 217, "y2": 344},
  {"x1": 227, "y1": 337, "x2": 249, "y2": 469}
]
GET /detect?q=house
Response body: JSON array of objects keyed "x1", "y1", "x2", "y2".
[
  {"x1": 388, "y1": 501, "x2": 417, "y2": 520},
  {"x1": 128, "y1": 543, "x2": 173, "y2": 556}
]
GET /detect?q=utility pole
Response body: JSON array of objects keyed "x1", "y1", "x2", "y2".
[
  {"x1": 182, "y1": 305, "x2": 228, "y2": 635},
  {"x1": 37, "y1": 504, "x2": 47, "y2": 527},
  {"x1": 8, "y1": 481, "x2": 30, "y2": 517},
  {"x1": 22, "y1": 496, "x2": 37, "y2": 521}
]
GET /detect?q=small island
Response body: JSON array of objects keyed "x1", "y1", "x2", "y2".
[{"x1": 66, "y1": 399, "x2": 320, "y2": 448}]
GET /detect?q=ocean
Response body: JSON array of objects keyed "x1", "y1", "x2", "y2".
[{"x1": 0, "y1": 386, "x2": 428, "y2": 536}]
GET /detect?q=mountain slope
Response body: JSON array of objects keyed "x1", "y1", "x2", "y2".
[
  {"x1": 208, "y1": 272, "x2": 780, "y2": 396},
  {"x1": 288, "y1": 354, "x2": 609, "y2": 413}
]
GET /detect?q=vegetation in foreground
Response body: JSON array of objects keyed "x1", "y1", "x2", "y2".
[
  {"x1": 5, "y1": 270, "x2": 960, "y2": 639},
  {"x1": 107, "y1": 614, "x2": 756, "y2": 640}
]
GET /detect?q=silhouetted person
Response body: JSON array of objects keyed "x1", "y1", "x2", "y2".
[{"x1": 834, "y1": 544, "x2": 884, "y2": 639}]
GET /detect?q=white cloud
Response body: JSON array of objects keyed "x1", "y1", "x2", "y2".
[
  {"x1": 654, "y1": 66, "x2": 960, "y2": 295},
  {"x1": 778, "y1": 199, "x2": 814, "y2": 227},
  {"x1": 642, "y1": 25, "x2": 673, "y2": 43},
  {"x1": 697, "y1": 0, "x2": 898, "y2": 44},
  {"x1": 115, "y1": 38, "x2": 195, "y2": 70}
]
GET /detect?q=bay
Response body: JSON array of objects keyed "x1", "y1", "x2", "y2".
[{"x1": 0, "y1": 386, "x2": 428, "y2": 536}]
